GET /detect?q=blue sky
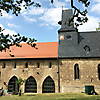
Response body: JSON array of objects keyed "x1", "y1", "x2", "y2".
[{"x1": 0, "y1": 0, "x2": 100, "y2": 42}]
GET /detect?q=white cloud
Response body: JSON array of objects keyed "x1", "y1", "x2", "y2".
[
  {"x1": 0, "y1": 24, "x2": 4, "y2": 29},
  {"x1": 39, "y1": 8, "x2": 63, "y2": 26},
  {"x1": 39, "y1": 23, "x2": 49, "y2": 26},
  {"x1": 0, "y1": 24, "x2": 17, "y2": 35},
  {"x1": 91, "y1": 3, "x2": 100, "y2": 14},
  {"x1": 21, "y1": 0, "x2": 69, "y2": 25},
  {"x1": 1, "y1": 10, "x2": 13, "y2": 19},
  {"x1": 39, "y1": 23, "x2": 53, "y2": 29},
  {"x1": 28, "y1": 7, "x2": 44, "y2": 15},
  {"x1": 22, "y1": 11, "x2": 27, "y2": 15},
  {"x1": 23, "y1": 16, "x2": 37, "y2": 22},
  {"x1": 65, "y1": 0, "x2": 70, "y2": 1},
  {"x1": 78, "y1": 15, "x2": 100, "y2": 32},
  {"x1": 39, "y1": 7, "x2": 68, "y2": 26},
  {"x1": 93, "y1": 0, "x2": 100, "y2": 2},
  {"x1": 3, "y1": 29, "x2": 17, "y2": 35},
  {"x1": 8, "y1": 23, "x2": 18, "y2": 28},
  {"x1": 21, "y1": 7, "x2": 44, "y2": 22},
  {"x1": 53, "y1": 0, "x2": 67, "y2": 8},
  {"x1": 21, "y1": 7, "x2": 44, "y2": 16}
]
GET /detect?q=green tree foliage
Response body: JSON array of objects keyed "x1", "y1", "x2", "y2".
[
  {"x1": 0, "y1": 0, "x2": 40, "y2": 57},
  {"x1": 0, "y1": 0, "x2": 41, "y2": 16},
  {"x1": 96, "y1": 22, "x2": 100, "y2": 32},
  {"x1": 16, "y1": 78, "x2": 26, "y2": 96},
  {"x1": 68, "y1": 0, "x2": 90, "y2": 33}
]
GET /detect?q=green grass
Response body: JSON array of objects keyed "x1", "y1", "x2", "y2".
[{"x1": 0, "y1": 93, "x2": 100, "y2": 100}]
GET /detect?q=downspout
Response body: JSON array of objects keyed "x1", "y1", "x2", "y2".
[
  {"x1": 57, "y1": 38, "x2": 60, "y2": 93},
  {"x1": 57, "y1": 42, "x2": 60, "y2": 93},
  {"x1": 57, "y1": 7, "x2": 63, "y2": 93}
]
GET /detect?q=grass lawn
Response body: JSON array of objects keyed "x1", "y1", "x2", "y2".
[{"x1": 0, "y1": 93, "x2": 100, "y2": 100}]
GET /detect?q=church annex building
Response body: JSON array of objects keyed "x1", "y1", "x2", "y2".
[{"x1": 0, "y1": 9, "x2": 100, "y2": 94}]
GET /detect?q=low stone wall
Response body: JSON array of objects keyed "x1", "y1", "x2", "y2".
[
  {"x1": 62, "y1": 85, "x2": 100, "y2": 93},
  {"x1": 62, "y1": 86, "x2": 85, "y2": 93}
]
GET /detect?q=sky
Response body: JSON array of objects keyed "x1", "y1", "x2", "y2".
[{"x1": 0, "y1": 0, "x2": 100, "y2": 43}]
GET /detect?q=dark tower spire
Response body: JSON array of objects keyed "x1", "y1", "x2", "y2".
[
  {"x1": 58, "y1": 9, "x2": 75, "y2": 32},
  {"x1": 58, "y1": 9, "x2": 78, "y2": 58}
]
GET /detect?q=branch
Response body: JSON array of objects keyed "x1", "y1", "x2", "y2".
[
  {"x1": 71, "y1": 0, "x2": 86, "y2": 16},
  {"x1": 69, "y1": 0, "x2": 90, "y2": 33},
  {"x1": 0, "y1": 27, "x2": 38, "y2": 57}
]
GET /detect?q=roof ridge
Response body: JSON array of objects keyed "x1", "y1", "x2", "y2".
[{"x1": 20, "y1": 42, "x2": 58, "y2": 45}]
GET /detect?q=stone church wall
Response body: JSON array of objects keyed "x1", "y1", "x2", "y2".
[
  {"x1": 1, "y1": 58, "x2": 100, "y2": 94},
  {"x1": 0, "y1": 59, "x2": 58, "y2": 93},
  {"x1": 59, "y1": 58, "x2": 100, "y2": 93}
]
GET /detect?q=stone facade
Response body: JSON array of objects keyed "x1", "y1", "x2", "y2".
[
  {"x1": 59, "y1": 58, "x2": 100, "y2": 93},
  {"x1": 0, "y1": 59, "x2": 58, "y2": 93},
  {"x1": 0, "y1": 58, "x2": 100, "y2": 93}
]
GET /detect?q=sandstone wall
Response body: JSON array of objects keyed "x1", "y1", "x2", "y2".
[
  {"x1": 59, "y1": 58, "x2": 100, "y2": 93},
  {"x1": 0, "y1": 59, "x2": 58, "y2": 93},
  {"x1": 1, "y1": 58, "x2": 100, "y2": 94}
]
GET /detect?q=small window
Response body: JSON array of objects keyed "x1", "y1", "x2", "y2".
[
  {"x1": 0, "y1": 71, "x2": 1, "y2": 79},
  {"x1": 25, "y1": 63, "x2": 28, "y2": 68},
  {"x1": 49, "y1": 62, "x2": 52, "y2": 68},
  {"x1": 14, "y1": 63, "x2": 16, "y2": 68},
  {"x1": 66, "y1": 35, "x2": 71, "y2": 39},
  {"x1": 37, "y1": 63, "x2": 39, "y2": 68},
  {"x1": 2, "y1": 63, "x2": 5, "y2": 69},
  {"x1": 84, "y1": 45, "x2": 90, "y2": 52},
  {"x1": 74, "y1": 64, "x2": 79, "y2": 79}
]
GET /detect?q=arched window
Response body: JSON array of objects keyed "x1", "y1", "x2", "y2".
[
  {"x1": 98, "y1": 64, "x2": 100, "y2": 80},
  {"x1": 25, "y1": 76, "x2": 37, "y2": 93},
  {"x1": 8, "y1": 76, "x2": 19, "y2": 92},
  {"x1": 74, "y1": 64, "x2": 79, "y2": 79},
  {"x1": 42, "y1": 76, "x2": 55, "y2": 93}
]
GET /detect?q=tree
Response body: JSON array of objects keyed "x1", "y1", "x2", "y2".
[
  {"x1": 96, "y1": 22, "x2": 100, "y2": 32},
  {"x1": 0, "y1": 0, "x2": 40, "y2": 57},
  {"x1": 16, "y1": 78, "x2": 26, "y2": 96},
  {"x1": 68, "y1": 0, "x2": 90, "y2": 33},
  {"x1": 0, "y1": 0, "x2": 90, "y2": 57}
]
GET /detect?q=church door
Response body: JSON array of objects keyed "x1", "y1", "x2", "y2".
[
  {"x1": 42, "y1": 76, "x2": 55, "y2": 93},
  {"x1": 8, "y1": 76, "x2": 19, "y2": 92},
  {"x1": 25, "y1": 76, "x2": 37, "y2": 93}
]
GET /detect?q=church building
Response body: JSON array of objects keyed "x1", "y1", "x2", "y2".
[{"x1": 0, "y1": 9, "x2": 100, "y2": 94}]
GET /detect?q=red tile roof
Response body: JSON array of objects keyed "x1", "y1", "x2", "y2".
[{"x1": 0, "y1": 42, "x2": 58, "y2": 59}]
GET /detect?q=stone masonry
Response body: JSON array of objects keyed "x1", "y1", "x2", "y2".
[{"x1": 0, "y1": 59, "x2": 58, "y2": 93}]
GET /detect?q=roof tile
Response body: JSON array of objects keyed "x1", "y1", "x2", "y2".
[{"x1": 0, "y1": 42, "x2": 58, "y2": 59}]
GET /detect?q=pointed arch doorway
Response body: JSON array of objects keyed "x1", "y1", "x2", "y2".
[
  {"x1": 8, "y1": 76, "x2": 19, "y2": 93},
  {"x1": 42, "y1": 76, "x2": 55, "y2": 93},
  {"x1": 25, "y1": 76, "x2": 37, "y2": 93}
]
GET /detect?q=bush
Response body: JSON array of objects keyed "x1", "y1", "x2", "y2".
[{"x1": 12, "y1": 91, "x2": 15, "y2": 95}]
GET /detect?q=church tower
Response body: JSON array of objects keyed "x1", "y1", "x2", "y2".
[{"x1": 58, "y1": 9, "x2": 78, "y2": 57}]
